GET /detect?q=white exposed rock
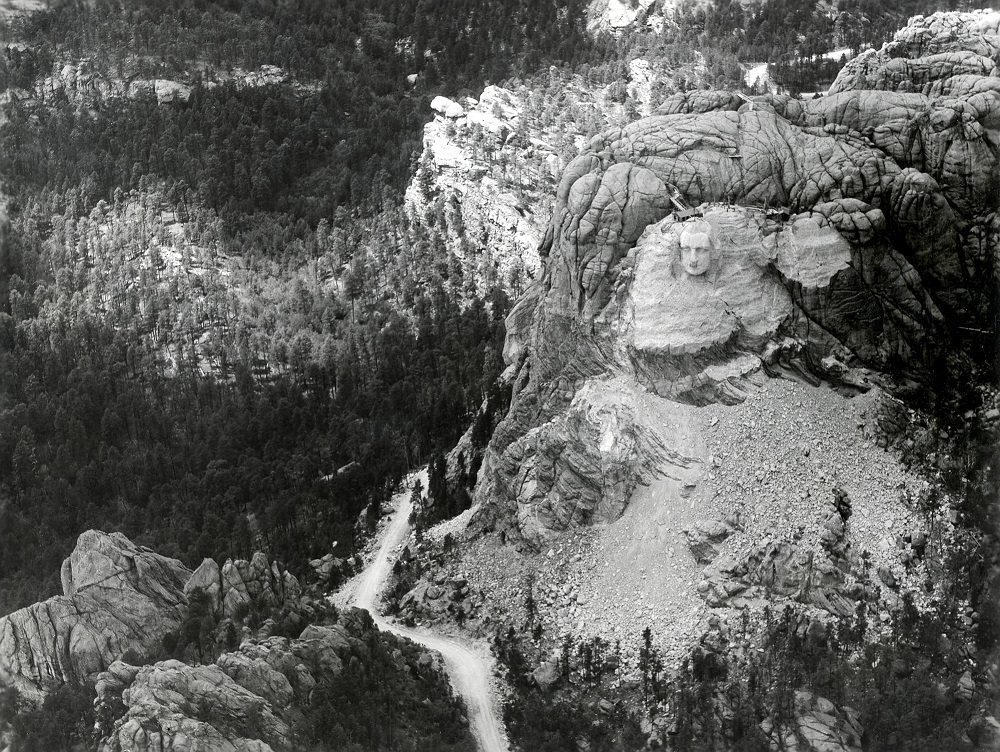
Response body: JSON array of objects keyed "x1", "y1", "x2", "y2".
[
  {"x1": 627, "y1": 59, "x2": 655, "y2": 107},
  {"x1": 586, "y1": 0, "x2": 668, "y2": 34},
  {"x1": 407, "y1": 87, "x2": 546, "y2": 295},
  {"x1": 431, "y1": 95, "x2": 464, "y2": 118},
  {"x1": 153, "y1": 78, "x2": 192, "y2": 104}
]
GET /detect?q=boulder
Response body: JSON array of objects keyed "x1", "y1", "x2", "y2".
[
  {"x1": 684, "y1": 519, "x2": 737, "y2": 564},
  {"x1": 430, "y1": 95, "x2": 464, "y2": 119},
  {"x1": 957, "y1": 669, "x2": 976, "y2": 701},
  {"x1": 222, "y1": 559, "x2": 253, "y2": 617},
  {"x1": 877, "y1": 566, "x2": 897, "y2": 590},
  {"x1": 398, "y1": 577, "x2": 480, "y2": 623},
  {"x1": 531, "y1": 656, "x2": 562, "y2": 690}
]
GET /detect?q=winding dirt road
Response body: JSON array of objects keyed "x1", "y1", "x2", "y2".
[{"x1": 347, "y1": 470, "x2": 510, "y2": 752}]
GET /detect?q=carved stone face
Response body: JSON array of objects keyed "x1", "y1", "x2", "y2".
[{"x1": 679, "y1": 231, "x2": 713, "y2": 276}]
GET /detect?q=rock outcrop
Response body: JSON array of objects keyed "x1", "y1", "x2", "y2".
[
  {"x1": 397, "y1": 576, "x2": 479, "y2": 624},
  {"x1": 27, "y1": 59, "x2": 306, "y2": 109},
  {"x1": 96, "y1": 660, "x2": 293, "y2": 752},
  {"x1": 185, "y1": 553, "x2": 302, "y2": 621},
  {"x1": 96, "y1": 610, "x2": 374, "y2": 752},
  {"x1": 585, "y1": 0, "x2": 669, "y2": 34},
  {"x1": 307, "y1": 548, "x2": 359, "y2": 590},
  {"x1": 831, "y1": 10, "x2": 1000, "y2": 96},
  {"x1": 0, "y1": 531, "x2": 191, "y2": 704},
  {"x1": 684, "y1": 516, "x2": 740, "y2": 565},
  {"x1": 0, "y1": 530, "x2": 311, "y2": 708},
  {"x1": 406, "y1": 85, "x2": 553, "y2": 296}
]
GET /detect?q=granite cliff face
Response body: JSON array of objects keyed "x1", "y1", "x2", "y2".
[
  {"x1": 457, "y1": 13, "x2": 999, "y2": 670},
  {"x1": 585, "y1": 0, "x2": 672, "y2": 34}
]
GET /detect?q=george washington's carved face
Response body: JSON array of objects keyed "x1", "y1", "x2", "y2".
[{"x1": 678, "y1": 227, "x2": 714, "y2": 276}]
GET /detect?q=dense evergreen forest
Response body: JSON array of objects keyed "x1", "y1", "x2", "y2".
[
  {"x1": 0, "y1": 0, "x2": 597, "y2": 219},
  {"x1": 676, "y1": 0, "x2": 974, "y2": 62},
  {"x1": 667, "y1": 0, "x2": 979, "y2": 92}
]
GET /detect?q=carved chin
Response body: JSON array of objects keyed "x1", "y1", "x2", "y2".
[{"x1": 683, "y1": 263, "x2": 709, "y2": 276}]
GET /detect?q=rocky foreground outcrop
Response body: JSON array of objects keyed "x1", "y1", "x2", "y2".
[
  {"x1": 0, "y1": 532, "x2": 305, "y2": 707},
  {"x1": 94, "y1": 610, "x2": 377, "y2": 752},
  {"x1": 0, "y1": 532, "x2": 471, "y2": 751},
  {"x1": 0, "y1": 531, "x2": 191, "y2": 705}
]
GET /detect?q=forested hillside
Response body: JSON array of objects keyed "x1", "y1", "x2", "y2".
[
  {"x1": 0, "y1": 0, "x2": 592, "y2": 612},
  {"x1": 670, "y1": 0, "x2": 978, "y2": 91}
]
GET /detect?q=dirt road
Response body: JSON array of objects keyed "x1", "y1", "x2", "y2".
[{"x1": 348, "y1": 470, "x2": 510, "y2": 752}]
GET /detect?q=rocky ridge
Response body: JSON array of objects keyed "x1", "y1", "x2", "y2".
[
  {"x1": 7, "y1": 58, "x2": 312, "y2": 109},
  {"x1": 406, "y1": 60, "x2": 680, "y2": 298},
  {"x1": 833, "y1": 9, "x2": 1000, "y2": 96},
  {"x1": 0, "y1": 530, "x2": 471, "y2": 752}
]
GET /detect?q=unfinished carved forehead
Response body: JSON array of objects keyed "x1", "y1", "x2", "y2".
[
  {"x1": 679, "y1": 220, "x2": 715, "y2": 248},
  {"x1": 681, "y1": 231, "x2": 712, "y2": 250}
]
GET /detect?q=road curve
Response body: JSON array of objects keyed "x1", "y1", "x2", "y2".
[{"x1": 349, "y1": 470, "x2": 510, "y2": 752}]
